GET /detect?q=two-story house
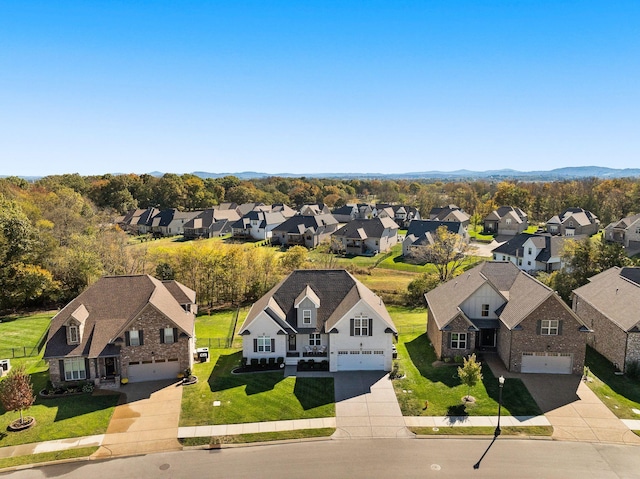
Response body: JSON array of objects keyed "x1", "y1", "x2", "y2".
[
  {"x1": 491, "y1": 233, "x2": 580, "y2": 272},
  {"x1": 546, "y1": 207, "x2": 600, "y2": 237},
  {"x1": 331, "y1": 217, "x2": 399, "y2": 255},
  {"x1": 483, "y1": 206, "x2": 529, "y2": 236},
  {"x1": 604, "y1": 213, "x2": 640, "y2": 251}
]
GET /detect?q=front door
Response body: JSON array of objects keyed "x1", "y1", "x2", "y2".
[
  {"x1": 480, "y1": 329, "x2": 496, "y2": 348},
  {"x1": 288, "y1": 334, "x2": 296, "y2": 351},
  {"x1": 105, "y1": 357, "x2": 117, "y2": 376}
]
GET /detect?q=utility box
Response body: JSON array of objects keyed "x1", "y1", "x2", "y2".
[
  {"x1": 0, "y1": 359, "x2": 10, "y2": 376},
  {"x1": 196, "y1": 347, "x2": 209, "y2": 363}
]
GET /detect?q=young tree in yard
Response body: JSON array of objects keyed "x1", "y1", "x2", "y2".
[
  {"x1": 280, "y1": 245, "x2": 308, "y2": 271},
  {"x1": 406, "y1": 272, "x2": 440, "y2": 306},
  {"x1": 458, "y1": 354, "x2": 483, "y2": 402},
  {"x1": 0, "y1": 365, "x2": 36, "y2": 426},
  {"x1": 413, "y1": 226, "x2": 470, "y2": 281}
]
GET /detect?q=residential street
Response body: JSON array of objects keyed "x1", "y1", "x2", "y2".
[{"x1": 5, "y1": 439, "x2": 640, "y2": 479}]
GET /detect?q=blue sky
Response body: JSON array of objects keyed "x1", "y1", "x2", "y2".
[{"x1": 1, "y1": 1, "x2": 639, "y2": 176}]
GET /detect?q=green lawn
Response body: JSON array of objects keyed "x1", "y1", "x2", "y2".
[
  {"x1": 0, "y1": 311, "x2": 54, "y2": 356},
  {"x1": 0, "y1": 359, "x2": 119, "y2": 447},
  {"x1": 387, "y1": 305, "x2": 426, "y2": 335},
  {"x1": 0, "y1": 446, "x2": 99, "y2": 470},
  {"x1": 393, "y1": 333, "x2": 541, "y2": 417},
  {"x1": 585, "y1": 346, "x2": 640, "y2": 419},
  {"x1": 468, "y1": 225, "x2": 495, "y2": 242},
  {"x1": 410, "y1": 426, "x2": 552, "y2": 436},
  {"x1": 179, "y1": 428, "x2": 335, "y2": 447},
  {"x1": 180, "y1": 349, "x2": 335, "y2": 426}
]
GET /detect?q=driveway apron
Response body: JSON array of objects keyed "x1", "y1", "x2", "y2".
[
  {"x1": 92, "y1": 379, "x2": 184, "y2": 458},
  {"x1": 333, "y1": 371, "x2": 412, "y2": 439}
]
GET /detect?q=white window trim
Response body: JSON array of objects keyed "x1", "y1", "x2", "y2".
[
  {"x1": 481, "y1": 304, "x2": 490, "y2": 317},
  {"x1": 450, "y1": 332, "x2": 467, "y2": 349},
  {"x1": 129, "y1": 330, "x2": 140, "y2": 346},
  {"x1": 64, "y1": 357, "x2": 86, "y2": 381},
  {"x1": 309, "y1": 333, "x2": 321, "y2": 346},
  {"x1": 69, "y1": 325, "x2": 79, "y2": 344},
  {"x1": 302, "y1": 309, "x2": 312, "y2": 325},
  {"x1": 541, "y1": 320, "x2": 559, "y2": 336},
  {"x1": 163, "y1": 327, "x2": 175, "y2": 344},
  {"x1": 353, "y1": 315, "x2": 369, "y2": 336},
  {"x1": 257, "y1": 336, "x2": 272, "y2": 353}
]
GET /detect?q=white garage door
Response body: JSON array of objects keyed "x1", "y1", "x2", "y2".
[
  {"x1": 128, "y1": 359, "x2": 181, "y2": 382},
  {"x1": 337, "y1": 350, "x2": 385, "y2": 371},
  {"x1": 521, "y1": 352, "x2": 572, "y2": 374}
]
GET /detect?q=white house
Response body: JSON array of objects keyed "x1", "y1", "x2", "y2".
[{"x1": 238, "y1": 270, "x2": 398, "y2": 372}]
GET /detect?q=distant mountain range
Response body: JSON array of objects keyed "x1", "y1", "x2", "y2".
[
  {"x1": 6, "y1": 166, "x2": 640, "y2": 182},
  {"x1": 188, "y1": 166, "x2": 640, "y2": 181}
]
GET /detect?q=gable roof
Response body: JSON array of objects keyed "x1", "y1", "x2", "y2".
[
  {"x1": 425, "y1": 261, "x2": 572, "y2": 331},
  {"x1": 491, "y1": 233, "x2": 534, "y2": 256},
  {"x1": 333, "y1": 217, "x2": 399, "y2": 239},
  {"x1": 574, "y1": 267, "x2": 640, "y2": 332},
  {"x1": 232, "y1": 211, "x2": 286, "y2": 229},
  {"x1": 44, "y1": 275, "x2": 196, "y2": 359},
  {"x1": 406, "y1": 220, "x2": 462, "y2": 238},
  {"x1": 272, "y1": 214, "x2": 339, "y2": 235},
  {"x1": 239, "y1": 270, "x2": 396, "y2": 335}
]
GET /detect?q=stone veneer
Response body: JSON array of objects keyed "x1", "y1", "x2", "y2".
[{"x1": 427, "y1": 310, "x2": 476, "y2": 360}]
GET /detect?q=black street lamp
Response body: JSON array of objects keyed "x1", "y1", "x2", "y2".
[{"x1": 494, "y1": 375, "x2": 505, "y2": 437}]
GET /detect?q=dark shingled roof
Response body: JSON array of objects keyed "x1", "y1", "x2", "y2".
[
  {"x1": 239, "y1": 270, "x2": 396, "y2": 334},
  {"x1": 406, "y1": 220, "x2": 462, "y2": 238},
  {"x1": 491, "y1": 233, "x2": 534, "y2": 256},
  {"x1": 44, "y1": 275, "x2": 196, "y2": 359},
  {"x1": 272, "y1": 214, "x2": 339, "y2": 234},
  {"x1": 333, "y1": 217, "x2": 399, "y2": 239}
]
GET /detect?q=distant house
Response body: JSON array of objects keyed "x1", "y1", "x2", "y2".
[
  {"x1": 491, "y1": 233, "x2": 580, "y2": 273},
  {"x1": 271, "y1": 214, "x2": 340, "y2": 248},
  {"x1": 604, "y1": 213, "x2": 640, "y2": 250},
  {"x1": 402, "y1": 220, "x2": 468, "y2": 258},
  {"x1": 483, "y1": 206, "x2": 529, "y2": 236},
  {"x1": 376, "y1": 204, "x2": 420, "y2": 228},
  {"x1": 331, "y1": 217, "x2": 399, "y2": 255},
  {"x1": 43, "y1": 275, "x2": 197, "y2": 387},
  {"x1": 546, "y1": 207, "x2": 599, "y2": 237},
  {"x1": 239, "y1": 269, "x2": 397, "y2": 371},
  {"x1": 182, "y1": 208, "x2": 240, "y2": 239},
  {"x1": 268, "y1": 203, "x2": 297, "y2": 218},
  {"x1": 150, "y1": 209, "x2": 202, "y2": 237},
  {"x1": 332, "y1": 204, "x2": 375, "y2": 223},
  {"x1": 426, "y1": 261, "x2": 588, "y2": 374},
  {"x1": 299, "y1": 204, "x2": 331, "y2": 216},
  {"x1": 231, "y1": 211, "x2": 286, "y2": 240},
  {"x1": 573, "y1": 267, "x2": 640, "y2": 372},
  {"x1": 118, "y1": 207, "x2": 159, "y2": 235},
  {"x1": 429, "y1": 204, "x2": 470, "y2": 226}
]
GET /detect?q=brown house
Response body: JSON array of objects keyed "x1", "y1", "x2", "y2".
[
  {"x1": 44, "y1": 275, "x2": 197, "y2": 387},
  {"x1": 572, "y1": 267, "x2": 640, "y2": 372},
  {"x1": 426, "y1": 261, "x2": 588, "y2": 374}
]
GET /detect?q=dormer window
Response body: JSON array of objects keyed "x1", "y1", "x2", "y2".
[
  {"x1": 302, "y1": 310, "x2": 312, "y2": 325},
  {"x1": 69, "y1": 325, "x2": 79, "y2": 344}
]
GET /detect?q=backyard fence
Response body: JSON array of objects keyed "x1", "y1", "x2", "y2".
[{"x1": 0, "y1": 346, "x2": 40, "y2": 359}]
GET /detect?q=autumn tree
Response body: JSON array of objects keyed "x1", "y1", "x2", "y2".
[
  {"x1": 411, "y1": 226, "x2": 469, "y2": 281},
  {"x1": 0, "y1": 365, "x2": 36, "y2": 427},
  {"x1": 458, "y1": 354, "x2": 483, "y2": 402}
]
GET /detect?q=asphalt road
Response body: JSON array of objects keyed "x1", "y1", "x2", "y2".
[{"x1": 4, "y1": 439, "x2": 640, "y2": 479}]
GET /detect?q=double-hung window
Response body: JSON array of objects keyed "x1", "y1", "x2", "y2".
[
  {"x1": 450, "y1": 332, "x2": 467, "y2": 349},
  {"x1": 309, "y1": 333, "x2": 321, "y2": 346},
  {"x1": 541, "y1": 320, "x2": 559, "y2": 335},
  {"x1": 302, "y1": 310, "x2": 312, "y2": 325},
  {"x1": 257, "y1": 336, "x2": 272, "y2": 352},
  {"x1": 353, "y1": 315, "x2": 369, "y2": 336},
  {"x1": 69, "y1": 325, "x2": 79, "y2": 344},
  {"x1": 162, "y1": 327, "x2": 176, "y2": 344},
  {"x1": 481, "y1": 304, "x2": 490, "y2": 317},
  {"x1": 64, "y1": 357, "x2": 86, "y2": 381},
  {"x1": 129, "y1": 330, "x2": 141, "y2": 346}
]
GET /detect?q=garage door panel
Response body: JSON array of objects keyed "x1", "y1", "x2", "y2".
[
  {"x1": 337, "y1": 350, "x2": 385, "y2": 370},
  {"x1": 128, "y1": 359, "x2": 181, "y2": 382},
  {"x1": 521, "y1": 352, "x2": 572, "y2": 374}
]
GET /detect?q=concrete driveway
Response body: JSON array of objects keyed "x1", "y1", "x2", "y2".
[
  {"x1": 485, "y1": 354, "x2": 640, "y2": 445},
  {"x1": 92, "y1": 379, "x2": 184, "y2": 458},
  {"x1": 332, "y1": 371, "x2": 412, "y2": 439}
]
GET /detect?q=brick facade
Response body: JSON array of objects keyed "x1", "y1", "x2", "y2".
[
  {"x1": 428, "y1": 310, "x2": 476, "y2": 360},
  {"x1": 574, "y1": 296, "x2": 636, "y2": 371},
  {"x1": 503, "y1": 296, "x2": 586, "y2": 374}
]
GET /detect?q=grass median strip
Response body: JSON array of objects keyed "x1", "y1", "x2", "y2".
[
  {"x1": 410, "y1": 426, "x2": 553, "y2": 436},
  {"x1": 179, "y1": 428, "x2": 336, "y2": 447},
  {"x1": 0, "y1": 446, "x2": 99, "y2": 470}
]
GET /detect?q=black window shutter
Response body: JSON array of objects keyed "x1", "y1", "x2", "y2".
[
  {"x1": 85, "y1": 358, "x2": 90, "y2": 379},
  {"x1": 59, "y1": 359, "x2": 65, "y2": 380},
  {"x1": 536, "y1": 320, "x2": 541, "y2": 335},
  {"x1": 350, "y1": 319, "x2": 355, "y2": 336},
  {"x1": 139, "y1": 330, "x2": 144, "y2": 346},
  {"x1": 253, "y1": 338, "x2": 258, "y2": 352},
  {"x1": 369, "y1": 318, "x2": 373, "y2": 336},
  {"x1": 558, "y1": 320, "x2": 563, "y2": 335},
  {"x1": 271, "y1": 338, "x2": 275, "y2": 352},
  {"x1": 125, "y1": 331, "x2": 130, "y2": 347},
  {"x1": 173, "y1": 328, "x2": 179, "y2": 343},
  {"x1": 160, "y1": 328, "x2": 165, "y2": 344}
]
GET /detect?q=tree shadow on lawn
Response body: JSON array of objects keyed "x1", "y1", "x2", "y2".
[
  {"x1": 481, "y1": 366, "x2": 542, "y2": 416},
  {"x1": 207, "y1": 351, "x2": 285, "y2": 395},
  {"x1": 405, "y1": 334, "x2": 460, "y2": 388},
  {"x1": 293, "y1": 378, "x2": 334, "y2": 410},
  {"x1": 586, "y1": 346, "x2": 640, "y2": 404}
]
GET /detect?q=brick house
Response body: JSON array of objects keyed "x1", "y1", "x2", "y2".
[
  {"x1": 572, "y1": 267, "x2": 640, "y2": 372},
  {"x1": 426, "y1": 261, "x2": 588, "y2": 374},
  {"x1": 44, "y1": 275, "x2": 197, "y2": 387},
  {"x1": 483, "y1": 206, "x2": 529, "y2": 236},
  {"x1": 331, "y1": 217, "x2": 399, "y2": 255},
  {"x1": 546, "y1": 207, "x2": 600, "y2": 237}
]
